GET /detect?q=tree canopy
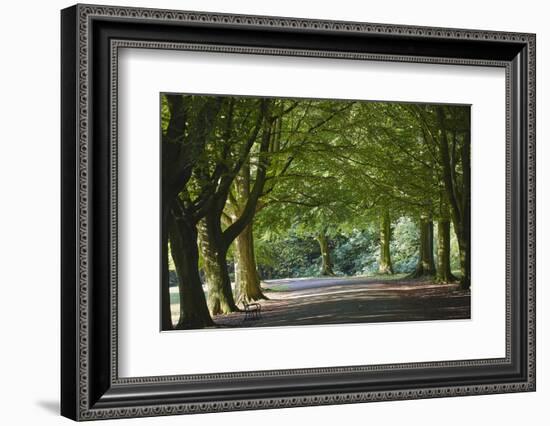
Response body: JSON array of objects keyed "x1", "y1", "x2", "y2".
[{"x1": 160, "y1": 93, "x2": 471, "y2": 330}]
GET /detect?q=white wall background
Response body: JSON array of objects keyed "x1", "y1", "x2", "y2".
[{"x1": 0, "y1": 0, "x2": 546, "y2": 424}]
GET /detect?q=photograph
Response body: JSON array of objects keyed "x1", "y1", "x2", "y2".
[
  {"x1": 161, "y1": 94, "x2": 471, "y2": 331},
  {"x1": 57, "y1": 3, "x2": 535, "y2": 421}
]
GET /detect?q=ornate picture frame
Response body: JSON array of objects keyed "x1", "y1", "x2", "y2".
[{"x1": 61, "y1": 4, "x2": 535, "y2": 420}]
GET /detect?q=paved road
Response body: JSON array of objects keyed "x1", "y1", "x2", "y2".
[
  {"x1": 262, "y1": 274, "x2": 415, "y2": 292},
  {"x1": 212, "y1": 275, "x2": 471, "y2": 329}
]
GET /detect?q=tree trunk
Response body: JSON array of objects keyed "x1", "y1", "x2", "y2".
[
  {"x1": 160, "y1": 208, "x2": 173, "y2": 330},
  {"x1": 436, "y1": 220, "x2": 456, "y2": 283},
  {"x1": 436, "y1": 106, "x2": 470, "y2": 290},
  {"x1": 160, "y1": 96, "x2": 223, "y2": 330},
  {"x1": 436, "y1": 190, "x2": 456, "y2": 284},
  {"x1": 413, "y1": 218, "x2": 435, "y2": 277},
  {"x1": 197, "y1": 213, "x2": 239, "y2": 316},
  {"x1": 317, "y1": 233, "x2": 335, "y2": 276},
  {"x1": 234, "y1": 223, "x2": 267, "y2": 303},
  {"x1": 458, "y1": 113, "x2": 471, "y2": 290},
  {"x1": 233, "y1": 251, "x2": 242, "y2": 304},
  {"x1": 455, "y1": 225, "x2": 470, "y2": 290},
  {"x1": 168, "y1": 214, "x2": 213, "y2": 329},
  {"x1": 378, "y1": 210, "x2": 394, "y2": 274}
]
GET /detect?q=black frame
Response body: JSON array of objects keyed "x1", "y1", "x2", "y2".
[{"x1": 61, "y1": 4, "x2": 536, "y2": 421}]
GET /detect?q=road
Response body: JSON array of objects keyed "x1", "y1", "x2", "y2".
[{"x1": 211, "y1": 275, "x2": 471, "y2": 329}]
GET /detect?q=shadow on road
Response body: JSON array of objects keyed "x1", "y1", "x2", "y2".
[{"x1": 212, "y1": 276, "x2": 471, "y2": 329}]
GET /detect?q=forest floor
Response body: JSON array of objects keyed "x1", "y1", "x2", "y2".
[{"x1": 209, "y1": 275, "x2": 471, "y2": 329}]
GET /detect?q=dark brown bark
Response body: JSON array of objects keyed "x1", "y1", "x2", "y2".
[
  {"x1": 166, "y1": 98, "x2": 268, "y2": 321},
  {"x1": 413, "y1": 218, "x2": 436, "y2": 277},
  {"x1": 378, "y1": 210, "x2": 394, "y2": 274},
  {"x1": 234, "y1": 223, "x2": 267, "y2": 303},
  {"x1": 169, "y1": 214, "x2": 214, "y2": 329},
  {"x1": 317, "y1": 233, "x2": 335, "y2": 276},
  {"x1": 436, "y1": 107, "x2": 470, "y2": 289},
  {"x1": 161, "y1": 209, "x2": 173, "y2": 330},
  {"x1": 457, "y1": 231, "x2": 470, "y2": 290},
  {"x1": 160, "y1": 96, "x2": 223, "y2": 330},
  {"x1": 459, "y1": 113, "x2": 471, "y2": 290}
]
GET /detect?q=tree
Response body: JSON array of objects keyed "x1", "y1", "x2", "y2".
[
  {"x1": 337, "y1": 103, "x2": 439, "y2": 278},
  {"x1": 161, "y1": 95, "x2": 223, "y2": 329},
  {"x1": 435, "y1": 106, "x2": 471, "y2": 289},
  {"x1": 435, "y1": 190, "x2": 457, "y2": 283},
  {"x1": 233, "y1": 222, "x2": 264, "y2": 302},
  {"x1": 316, "y1": 232, "x2": 335, "y2": 276},
  {"x1": 378, "y1": 209, "x2": 394, "y2": 274},
  {"x1": 412, "y1": 216, "x2": 436, "y2": 277},
  {"x1": 226, "y1": 104, "x2": 295, "y2": 303},
  {"x1": 162, "y1": 94, "x2": 471, "y2": 330},
  {"x1": 168, "y1": 212, "x2": 213, "y2": 328},
  {"x1": 399, "y1": 104, "x2": 469, "y2": 284},
  {"x1": 163, "y1": 94, "x2": 268, "y2": 324},
  {"x1": 195, "y1": 98, "x2": 272, "y2": 315},
  {"x1": 253, "y1": 100, "x2": 359, "y2": 279}
]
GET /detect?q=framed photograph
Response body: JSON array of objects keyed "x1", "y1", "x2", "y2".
[{"x1": 61, "y1": 4, "x2": 536, "y2": 421}]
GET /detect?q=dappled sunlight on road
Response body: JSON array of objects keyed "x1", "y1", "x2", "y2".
[{"x1": 210, "y1": 276, "x2": 470, "y2": 329}]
